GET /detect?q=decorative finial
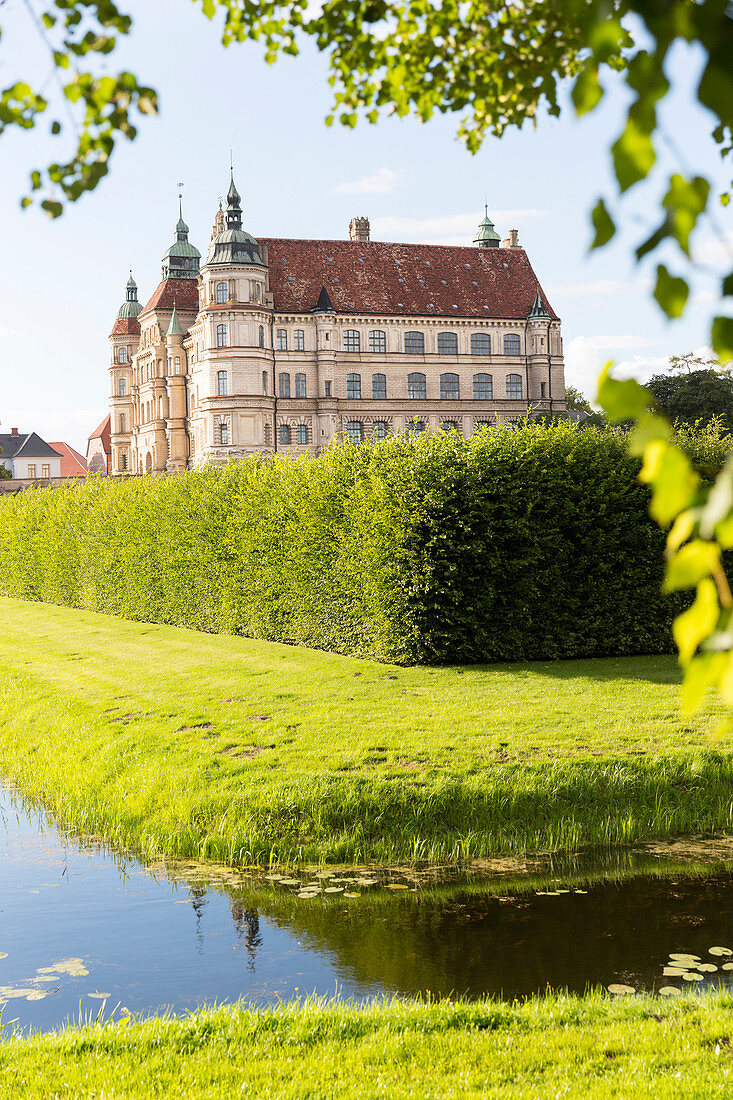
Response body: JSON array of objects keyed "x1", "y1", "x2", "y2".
[
  {"x1": 177, "y1": 181, "x2": 184, "y2": 219},
  {"x1": 230, "y1": 148, "x2": 233, "y2": 171}
]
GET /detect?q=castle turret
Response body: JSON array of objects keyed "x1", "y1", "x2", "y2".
[
  {"x1": 161, "y1": 197, "x2": 201, "y2": 280},
  {"x1": 109, "y1": 271, "x2": 140, "y2": 474},
  {"x1": 473, "y1": 205, "x2": 501, "y2": 248}
]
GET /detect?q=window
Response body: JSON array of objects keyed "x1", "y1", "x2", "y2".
[
  {"x1": 28, "y1": 465, "x2": 36, "y2": 478},
  {"x1": 296, "y1": 424, "x2": 308, "y2": 445},
  {"x1": 506, "y1": 373, "x2": 523, "y2": 399},
  {"x1": 42, "y1": 464, "x2": 50, "y2": 479},
  {"x1": 216, "y1": 323, "x2": 227, "y2": 348},
  {"x1": 279, "y1": 372, "x2": 291, "y2": 398},
  {"x1": 471, "y1": 333, "x2": 491, "y2": 356},
  {"x1": 279, "y1": 424, "x2": 291, "y2": 445},
  {"x1": 174, "y1": 357, "x2": 181, "y2": 374},
  {"x1": 219, "y1": 421, "x2": 230, "y2": 445},
  {"x1": 344, "y1": 330, "x2": 360, "y2": 352},
  {"x1": 541, "y1": 382, "x2": 547, "y2": 398},
  {"x1": 473, "y1": 373, "x2": 493, "y2": 400},
  {"x1": 325, "y1": 381, "x2": 332, "y2": 397},
  {"x1": 372, "y1": 373, "x2": 387, "y2": 399},
  {"x1": 407, "y1": 419, "x2": 426, "y2": 435},
  {"x1": 346, "y1": 421, "x2": 363, "y2": 443},
  {"x1": 295, "y1": 373, "x2": 307, "y2": 398},
  {"x1": 276, "y1": 329, "x2": 287, "y2": 351},
  {"x1": 216, "y1": 281, "x2": 227, "y2": 304},
  {"x1": 118, "y1": 347, "x2": 127, "y2": 363},
  {"x1": 217, "y1": 370, "x2": 228, "y2": 396},
  {"x1": 259, "y1": 325, "x2": 265, "y2": 348},
  {"x1": 504, "y1": 334, "x2": 521, "y2": 355},
  {"x1": 347, "y1": 373, "x2": 361, "y2": 399},
  {"x1": 121, "y1": 453, "x2": 128, "y2": 472},
  {"x1": 262, "y1": 371, "x2": 268, "y2": 395},
  {"x1": 475, "y1": 420, "x2": 492, "y2": 432},
  {"x1": 293, "y1": 329, "x2": 305, "y2": 351},
  {"x1": 118, "y1": 378, "x2": 127, "y2": 396},
  {"x1": 372, "y1": 421, "x2": 388, "y2": 440},
  {"x1": 441, "y1": 421, "x2": 460, "y2": 433},
  {"x1": 369, "y1": 330, "x2": 386, "y2": 353},
  {"x1": 408, "y1": 372, "x2": 426, "y2": 399},
  {"x1": 438, "y1": 332, "x2": 458, "y2": 355},
  {"x1": 440, "y1": 373, "x2": 459, "y2": 399},
  {"x1": 405, "y1": 331, "x2": 425, "y2": 355},
  {"x1": 119, "y1": 414, "x2": 126, "y2": 433}
]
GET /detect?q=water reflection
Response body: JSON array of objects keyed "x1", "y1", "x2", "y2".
[{"x1": 3, "y1": 781, "x2": 733, "y2": 1034}]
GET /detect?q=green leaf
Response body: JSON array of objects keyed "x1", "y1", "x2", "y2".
[
  {"x1": 641, "y1": 441, "x2": 699, "y2": 527},
  {"x1": 681, "y1": 652, "x2": 727, "y2": 713},
  {"x1": 611, "y1": 117, "x2": 655, "y2": 192},
  {"x1": 667, "y1": 509, "x2": 697, "y2": 554},
  {"x1": 572, "y1": 66, "x2": 603, "y2": 117},
  {"x1": 723, "y1": 273, "x2": 733, "y2": 297},
  {"x1": 673, "y1": 577, "x2": 719, "y2": 666},
  {"x1": 700, "y1": 457, "x2": 733, "y2": 539},
  {"x1": 664, "y1": 540, "x2": 720, "y2": 593},
  {"x1": 628, "y1": 410, "x2": 670, "y2": 457},
  {"x1": 712, "y1": 316, "x2": 733, "y2": 362},
  {"x1": 653, "y1": 264, "x2": 689, "y2": 318},
  {"x1": 662, "y1": 174, "x2": 710, "y2": 256},
  {"x1": 590, "y1": 199, "x2": 615, "y2": 249},
  {"x1": 596, "y1": 364, "x2": 650, "y2": 421}
]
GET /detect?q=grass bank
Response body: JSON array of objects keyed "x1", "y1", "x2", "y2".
[
  {"x1": 0, "y1": 597, "x2": 731, "y2": 866},
  {"x1": 3, "y1": 994, "x2": 733, "y2": 1097}
]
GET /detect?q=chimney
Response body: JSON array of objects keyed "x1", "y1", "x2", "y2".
[
  {"x1": 501, "y1": 229, "x2": 521, "y2": 248},
  {"x1": 11, "y1": 427, "x2": 18, "y2": 435},
  {"x1": 349, "y1": 216, "x2": 370, "y2": 242}
]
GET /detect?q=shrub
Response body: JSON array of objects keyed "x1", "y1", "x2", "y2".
[{"x1": 0, "y1": 423, "x2": 729, "y2": 663}]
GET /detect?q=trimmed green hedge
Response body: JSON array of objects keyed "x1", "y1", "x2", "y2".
[{"x1": 0, "y1": 424, "x2": 729, "y2": 663}]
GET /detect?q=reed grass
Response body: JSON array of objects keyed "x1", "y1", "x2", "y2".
[
  {"x1": 0, "y1": 597, "x2": 731, "y2": 867},
  {"x1": 2, "y1": 992, "x2": 733, "y2": 1097}
]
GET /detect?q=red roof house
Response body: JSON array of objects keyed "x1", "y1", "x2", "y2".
[
  {"x1": 87, "y1": 415, "x2": 111, "y2": 475},
  {"x1": 49, "y1": 442, "x2": 88, "y2": 478}
]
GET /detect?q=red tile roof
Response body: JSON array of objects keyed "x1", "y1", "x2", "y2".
[
  {"x1": 141, "y1": 278, "x2": 200, "y2": 314},
  {"x1": 111, "y1": 316, "x2": 141, "y2": 337},
  {"x1": 88, "y1": 414, "x2": 111, "y2": 453},
  {"x1": 49, "y1": 442, "x2": 88, "y2": 478},
  {"x1": 259, "y1": 239, "x2": 558, "y2": 321}
]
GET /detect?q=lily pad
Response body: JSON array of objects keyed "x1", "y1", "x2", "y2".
[
  {"x1": 697, "y1": 963, "x2": 718, "y2": 973},
  {"x1": 709, "y1": 947, "x2": 733, "y2": 957},
  {"x1": 0, "y1": 953, "x2": 7, "y2": 960},
  {"x1": 669, "y1": 953, "x2": 701, "y2": 962},
  {"x1": 663, "y1": 967, "x2": 686, "y2": 977},
  {"x1": 607, "y1": 984, "x2": 636, "y2": 995},
  {"x1": 297, "y1": 891, "x2": 319, "y2": 899},
  {"x1": 343, "y1": 892, "x2": 361, "y2": 898},
  {"x1": 659, "y1": 986, "x2": 682, "y2": 997},
  {"x1": 386, "y1": 884, "x2": 409, "y2": 890},
  {"x1": 682, "y1": 972, "x2": 704, "y2": 982},
  {"x1": 25, "y1": 991, "x2": 48, "y2": 1001},
  {"x1": 87, "y1": 992, "x2": 110, "y2": 1000},
  {"x1": 723, "y1": 963, "x2": 733, "y2": 971},
  {"x1": 324, "y1": 887, "x2": 344, "y2": 894}
]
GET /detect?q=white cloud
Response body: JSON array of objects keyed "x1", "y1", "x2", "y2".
[
  {"x1": 692, "y1": 230, "x2": 733, "y2": 271},
  {"x1": 371, "y1": 209, "x2": 548, "y2": 245},
  {"x1": 549, "y1": 278, "x2": 652, "y2": 298},
  {"x1": 564, "y1": 334, "x2": 663, "y2": 398},
  {"x1": 333, "y1": 167, "x2": 404, "y2": 196}
]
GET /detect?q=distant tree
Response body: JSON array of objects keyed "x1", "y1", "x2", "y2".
[
  {"x1": 647, "y1": 369, "x2": 733, "y2": 433},
  {"x1": 564, "y1": 386, "x2": 593, "y2": 415},
  {"x1": 669, "y1": 352, "x2": 726, "y2": 374}
]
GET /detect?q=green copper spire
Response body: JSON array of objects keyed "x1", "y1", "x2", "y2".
[
  {"x1": 473, "y1": 204, "x2": 500, "y2": 248},
  {"x1": 117, "y1": 270, "x2": 142, "y2": 319},
  {"x1": 528, "y1": 288, "x2": 550, "y2": 318},
  {"x1": 167, "y1": 302, "x2": 183, "y2": 336}
]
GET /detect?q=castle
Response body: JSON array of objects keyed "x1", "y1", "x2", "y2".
[{"x1": 108, "y1": 174, "x2": 566, "y2": 475}]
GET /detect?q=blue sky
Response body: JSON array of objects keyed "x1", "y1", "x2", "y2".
[{"x1": 1, "y1": 0, "x2": 731, "y2": 451}]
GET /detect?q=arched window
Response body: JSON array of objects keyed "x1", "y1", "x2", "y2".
[
  {"x1": 441, "y1": 421, "x2": 460, "y2": 433},
  {"x1": 259, "y1": 325, "x2": 265, "y2": 348},
  {"x1": 216, "y1": 281, "x2": 227, "y2": 304},
  {"x1": 219, "y1": 421, "x2": 229, "y2": 445},
  {"x1": 437, "y1": 332, "x2": 458, "y2": 355},
  {"x1": 372, "y1": 421, "x2": 388, "y2": 440},
  {"x1": 372, "y1": 373, "x2": 387, "y2": 399},
  {"x1": 346, "y1": 421, "x2": 363, "y2": 443},
  {"x1": 369, "y1": 330, "x2": 386, "y2": 353},
  {"x1": 347, "y1": 373, "x2": 361, "y2": 399},
  {"x1": 440, "y1": 372, "x2": 459, "y2": 399},
  {"x1": 506, "y1": 374, "x2": 523, "y2": 399},
  {"x1": 279, "y1": 373, "x2": 291, "y2": 398},
  {"x1": 407, "y1": 419, "x2": 426, "y2": 434},
  {"x1": 118, "y1": 347, "x2": 127, "y2": 363},
  {"x1": 295, "y1": 373, "x2": 307, "y2": 398},
  {"x1": 474, "y1": 419, "x2": 492, "y2": 433},
  {"x1": 504, "y1": 334, "x2": 521, "y2": 355},
  {"x1": 404, "y1": 331, "x2": 425, "y2": 355},
  {"x1": 296, "y1": 424, "x2": 308, "y2": 445},
  {"x1": 217, "y1": 370, "x2": 228, "y2": 396},
  {"x1": 471, "y1": 333, "x2": 491, "y2": 355},
  {"x1": 279, "y1": 424, "x2": 291, "y2": 445},
  {"x1": 408, "y1": 372, "x2": 426, "y2": 399},
  {"x1": 118, "y1": 378, "x2": 127, "y2": 396},
  {"x1": 344, "y1": 330, "x2": 360, "y2": 352},
  {"x1": 216, "y1": 323, "x2": 227, "y2": 348},
  {"x1": 473, "y1": 373, "x2": 493, "y2": 400}
]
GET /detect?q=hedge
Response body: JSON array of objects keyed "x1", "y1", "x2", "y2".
[{"x1": 0, "y1": 423, "x2": 729, "y2": 663}]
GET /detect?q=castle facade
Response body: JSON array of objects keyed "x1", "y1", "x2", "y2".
[{"x1": 109, "y1": 175, "x2": 566, "y2": 474}]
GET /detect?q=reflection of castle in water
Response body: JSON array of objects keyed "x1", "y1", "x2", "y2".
[{"x1": 231, "y1": 900, "x2": 261, "y2": 970}]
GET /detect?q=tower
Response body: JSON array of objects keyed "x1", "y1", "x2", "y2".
[
  {"x1": 473, "y1": 205, "x2": 501, "y2": 248},
  {"x1": 109, "y1": 271, "x2": 141, "y2": 474}
]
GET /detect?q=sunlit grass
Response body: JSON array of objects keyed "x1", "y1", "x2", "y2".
[
  {"x1": 0, "y1": 597, "x2": 731, "y2": 866},
  {"x1": 3, "y1": 992, "x2": 733, "y2": 1097}
]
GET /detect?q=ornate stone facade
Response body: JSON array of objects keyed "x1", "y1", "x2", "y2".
[{"x1": 108, "y1": 178, "x2": 566, "y2": 475}]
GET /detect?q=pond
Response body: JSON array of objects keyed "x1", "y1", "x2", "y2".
[{"x1": 3, "y1": 781, "x2": 733, "y2": 1033}]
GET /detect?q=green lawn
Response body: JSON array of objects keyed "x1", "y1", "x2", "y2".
[
  {"x1": 2, "y1": 994, "x2": 733, "y2": 1098},
  {"x1": 0, "y1": 596, "x2": 731, "y2": 865}
]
